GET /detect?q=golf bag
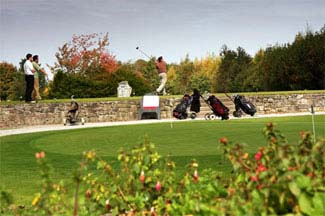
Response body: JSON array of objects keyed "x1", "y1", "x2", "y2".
[
  {"x1": 63, "y1": 96, "x2": 85, "y2": 125},
  {"x1": 205, "y1": 95, "x2": 229, "y2": 120},
  {"x1": 190, "y1": 89, "x2": 201, "y2": 113},
  {"x1": 173, "y1": 94, "x2": 192, "y2": 119},
  {"x1": 233, "y1": 95, "x2": 256, "y2": 117}
]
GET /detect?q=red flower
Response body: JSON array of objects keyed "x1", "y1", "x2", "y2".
[
  {"x1": 288, "y1": 166, "x2": 294, "y2": 171},
  {"x1": 35, "y1": 151, "x2": 45, "y2": 159},
  {"x1": 307, "y1": 172, "x2": 315, "y2": 178},
  {"x1": 250, "y1": 175, "x2": 259, "y2": 182},
  {"x1": 155, "y1": 181, "x2": 161, "y2": 192},
  {"x1": 257, "y1": 184, "x2": 263, "y2": 190},
  {"x1": 39, "y1": 151, "x2": 45, "y2": 158},
  {"x1": 255, "y1": 151, "x2": 263, "y2": 161},
  {"x1": 257, "y1": 164, "x2": 267, "y2": 172},
  {"x1": 35, "y1": 152, "x2": 41, "y2": 159},
  {"x1": 219, "y1": 137, "x2": 228, "y2": 145},
  {"x1": 139, "y1": 170, "x2": 145, "y2": 184}
]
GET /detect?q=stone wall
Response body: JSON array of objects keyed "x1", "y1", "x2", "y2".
[{"x1": 0, "y1": 93, "x2": 324, "y2": 128}]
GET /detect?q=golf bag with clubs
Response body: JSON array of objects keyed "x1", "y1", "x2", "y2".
[
  {"x1": 173, "y1": 94, "x2": 194, "y2": 119},
  {"x1": 232, "y1": 94, "x2": 256, "y2": 117},
  {"x1": 190, "y1": 89, "x2": 201, "y2": 114},
  {"x1": 203, "y1": 95, "x2": 230, "y2": 120},
  {"x1": 63, "y1": 96, "x2": 85, "y2": 125}
]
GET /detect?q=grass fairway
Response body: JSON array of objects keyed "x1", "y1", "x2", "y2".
[{"x1": 1, "y1": 115, "x2": 324, "y2": 205}]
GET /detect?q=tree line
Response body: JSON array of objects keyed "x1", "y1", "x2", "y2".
[{"x1": 0, "y1": 27, "x2": 324, "y2": 101}]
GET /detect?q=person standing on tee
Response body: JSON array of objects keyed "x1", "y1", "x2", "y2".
[
  {"x1": 155, "y1": 56, "x2": 167, "y2": 95},
  {"x1": 32, "y1": 55, "x2": 48, "y2": 101},
  {"x1": 23, "y1": 53, "x2": 35, "y2": 103}
]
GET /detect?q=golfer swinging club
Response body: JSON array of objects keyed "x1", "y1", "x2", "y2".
[{"x1": 155, "y1": 56, "x2": 167, "y2": 95}]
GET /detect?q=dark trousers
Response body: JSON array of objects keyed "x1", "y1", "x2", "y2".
[{"x1": 25, "y1": 75, "x2": 34, "y2": 102}]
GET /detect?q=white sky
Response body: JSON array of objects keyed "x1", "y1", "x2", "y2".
[{"x1": 1, "y1": 0, "x2": 324, "y2": 77}]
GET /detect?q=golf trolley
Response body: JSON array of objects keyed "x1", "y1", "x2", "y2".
[
  {"x1": 225, "y1": 93, "x2": 256, "y2": 117},
  {"x1": 63, "y1": 95, "x2": 85, "y2": 126},
  {"x1": 202, "y1": 95, "x2": 230, "y2": 120},
  {"x1": 173, "y1": 94, "x2": 197, "y2": 120}
]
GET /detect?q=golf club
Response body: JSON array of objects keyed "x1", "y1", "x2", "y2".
[{"x1": 136, "y1": 46, "x2": 151, "y2": 59}]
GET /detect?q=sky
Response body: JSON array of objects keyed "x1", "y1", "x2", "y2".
[{"x1": 0, "y1": 0, "x2": 324, "y2": 79}]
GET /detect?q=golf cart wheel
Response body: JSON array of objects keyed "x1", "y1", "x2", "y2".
[
  {"x1": 63, "y1": 118, "x2": 67, "y2": 126},
  {"x1": 209, "y1": 114, "x2": 217, "y2": 120},
  {"x1": 223, "y1": 115, "x2": 229, "y2": 120},
  {"x1": 190, "y1": 113, "x2": 197, "y2": 119},
  {"x1": 179, "y1": 114, "x2": 187, "y2": 120},
  {"x1": 204, "y1": 113, "x2": 210, "y2": 120},
  {"x1": 233, "y1": 111, "x2": 242, "y2": 118}
]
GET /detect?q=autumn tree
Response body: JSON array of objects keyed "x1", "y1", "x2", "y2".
[
  {"x1": 53, "y1": 33, "x2": 118, "y2": 78},
  {"x1": 193, "y1": 53, "x2": 221, "y2": 93},
  {"x1": 50, "y1": 33, "x2": 120, "y2": 98}
]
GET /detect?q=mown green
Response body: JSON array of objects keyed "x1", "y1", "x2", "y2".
[{"x1": 1, "y1": 115, "x2": 324, "y2": 205}]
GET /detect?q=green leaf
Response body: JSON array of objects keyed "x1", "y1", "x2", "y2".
[
  {"x1": 311, "y1": 192, "x2": 325, "y2": 215},
  {"x1": 112, "y1": 207, "x2": 119, "y2": 216},
  {"x1": 235, "y1": 173, "x2": 245, "y2": 183},
  {"x1": 288, "y1": 181, "x2": 301, "y2": 196},
  {"x1": 299, "y1": 192, "x2": 312, "y2": 215},
  {"x1": 144, "y1": 155, "x2": 150, "y2": 165},
  {"x1": 133, "y1": 163, "x2": 140, "y2": 173},
  {"x1": 296, "y1": 175, "x2": 311, "y2": 190},
  {"x1": 252, "y1": 189, "x2": 261, "y2": 202}
]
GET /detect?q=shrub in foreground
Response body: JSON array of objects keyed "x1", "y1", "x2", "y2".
[{"x1": 1, "y1": 124, "x2": 324, "y2": 215}]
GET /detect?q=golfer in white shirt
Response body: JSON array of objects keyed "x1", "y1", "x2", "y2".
[{"x1": 23, "y1": 53, "x2": 35, "y2": 102}]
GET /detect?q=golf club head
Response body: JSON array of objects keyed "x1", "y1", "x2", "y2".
[{"x1": 135, "y1": 46, "x2": 151, "y2": 59}]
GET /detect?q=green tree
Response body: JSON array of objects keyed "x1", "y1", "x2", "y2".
[
  {"x1": 242, "y1": 49, "x2": 264, "y2": 92},
  {"x1": 187, "y1": 73, "x2": 210, "y2": 93},
  {"x1": 287, "y1": 29, "x2": 325, "y2": 90},
  {"x1": 216, "y1": 46, "x2": 252, "y2": 92},
  {"x1": 112, "y1": 63, "x2": 152, "y2": 96},
  {"x1": 258, "y1": 26, "x2": 324, "y2": 91},
  {"x1": 175, "y1": 55, "x2": 195, "y2": 94},
  {"x1": 134, "y1": 58, "x2": 159, "y2": 92}
]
